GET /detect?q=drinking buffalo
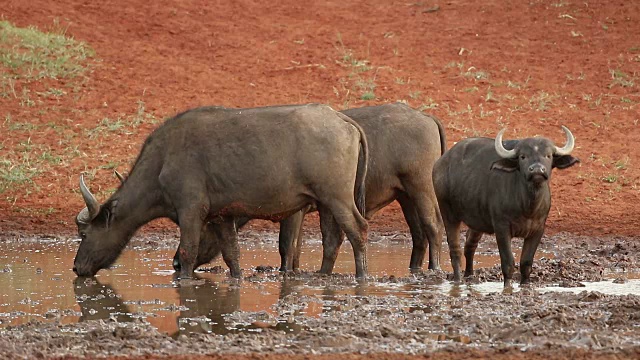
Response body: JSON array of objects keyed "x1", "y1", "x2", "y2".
[
  {"x1": 432, "y1": 126, "x2": 579, "y2": 286},
  {"x1": 175, "y1": 103, "x2": 446, "y2": 273},
  {"x1": 74, "y1": 104, "x2": 369, "y2": 278}
]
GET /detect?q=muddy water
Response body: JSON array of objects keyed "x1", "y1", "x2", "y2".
[{"x1": 0, "y1": 236, "x2": 637, "y2": 337}]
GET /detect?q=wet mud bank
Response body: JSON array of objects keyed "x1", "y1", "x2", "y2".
[
  {"x1": 1, "y1": 231, "x2": 640, "y2": 359},
  {"x1": 2, "y1": 281, "x2": 640, "y2": 359}
]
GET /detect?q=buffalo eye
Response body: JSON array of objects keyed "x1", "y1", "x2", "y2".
[
  {"x1": 80, "y1": 232, "x2": 87, "y2": 240},
  {"x1": 519, "y1": 154, "x2": 526, "y2": 160},
  {"x1": 545, "y1": 154, "x2": 552, "y2": 159}
]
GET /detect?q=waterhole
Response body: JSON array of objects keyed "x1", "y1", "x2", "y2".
[{"x1": 0, "y1": 235, "x2": 637, "y2": 336}]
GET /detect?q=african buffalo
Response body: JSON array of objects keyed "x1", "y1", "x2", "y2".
[
  {"x1": 432, "y1": 126, "x2": 579, "y2": 286},
  {"x1": 74, "y1": 104, "x2": 369, "y2": 278},
  {"x1": 175, "y1": 103, "x2": 447, "y2": 274}
]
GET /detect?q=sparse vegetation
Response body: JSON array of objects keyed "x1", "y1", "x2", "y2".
[
  {"x1": 461, "y1": 66, "x2": 489, "y2": 81},
  {"x1": 615, "y1": 157, "x2": 629, "y2": 170},
  {"x1": 335, "y1": 33, "x2": 378, "y2": 106},
  {"x1": 360, "y1": 92, "x2": 375, "y2": 100},
  {"x1": 84, "y1": 100, "x2": 158, "y2": 139},
  {"x1": 0, "y1": 20, "x2": 98, "y2": 197},
  {"x1": 0, "y1": 20, "x2": 94, "y2": 81},
  {"x1": 529, "y1": 91, "x2": 557, "y2": 111},
  {"x1": 418, "y1": 98, "x2": 439, "y2": 111},
  {"x1": 0, "y1": 3, "x2": 638, "y2": 239},
  {"x1": 608, "y1": 69, "x2": 635, "y2": 88},
  {"x1": 0, "y1": 154, "x2": 41, "y2": 193}
]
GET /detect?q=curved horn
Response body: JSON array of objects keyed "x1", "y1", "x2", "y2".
[
  {"x1": 494, "y1": 128, "x2": 517, "y2": 159},
  {"x1": 114, "y1": 170, "x2": 125, "y2": 184},
  {"x1": 554, "y1": 125, "x2": 575, "y2": 156},
  {"x1": 79, "y1": 174, "x2": 100, "y2": 221}
]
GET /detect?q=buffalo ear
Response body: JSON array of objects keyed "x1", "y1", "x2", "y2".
[
  {"x1": 104, "y1": 200, "x2": 118, "y2": 228},
  {"x1": 491, "y1": 158, "x2": 518, "y2": 172},
  {"x1": 553, "y1": 155, "x2": 580, "y2": 169}
]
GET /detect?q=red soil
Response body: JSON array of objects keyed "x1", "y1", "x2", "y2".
[{"x1": 1, "y1": 0, "x2": 638, "y2": 238}]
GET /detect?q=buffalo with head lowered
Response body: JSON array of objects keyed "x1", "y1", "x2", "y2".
[{"x1": 73, "y1": 104, "x2": 369, "y2": 278}]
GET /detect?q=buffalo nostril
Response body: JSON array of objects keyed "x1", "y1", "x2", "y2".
[
  {"x1": 529, "y1": 165, "x2": 546, "y2": 173},
  {"x1": 72, "y1": 266, "x2": 78, "y2": 274}
]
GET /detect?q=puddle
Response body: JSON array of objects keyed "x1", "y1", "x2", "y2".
[
  {"x1": 543, "y1": 280, "x2": 640, "y2": 295},
  {"x1": 1, "y1": 235, "x2": 635, "y2": 337}
]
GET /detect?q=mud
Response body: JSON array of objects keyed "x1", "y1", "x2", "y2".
[
  {"x1": 1, "y1": 231, "x2": 640, "y2": 359},
  {"x1": 1, "y1": 0, "x2": 640, "y2": 359}
]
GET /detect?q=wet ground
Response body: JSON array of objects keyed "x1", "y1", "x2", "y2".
[{"x1": 1, "y1": 230, "x2": 640, "y2": 359}]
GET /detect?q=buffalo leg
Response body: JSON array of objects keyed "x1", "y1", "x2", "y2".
[
  {"x1": 215, "y1": 220, "x2": 241, "y2": 278},
  {"x1": 494, "y1": 226, "x2": 515, "y2": 287},
  {"x1": 159, "y1": 172, "x2": 206, "y2": 278},
  {"x1": 174, "y1": 217, "x2": 251, "y2": 272},
  {"x1": 419, "y1": 204, "x2": 443, "y2": 271},
  {"x1": 278, "y1": 210, "x2": 305, "y2": 272},
  {"x1": 173, "y1": 221, "x2": 241, "y2": 278},
  {"x1": 520, "y1": 230, "x2": 543, "y2": 284},
  {"x1": 328, "y1": 203, "x2": 368, "y2": 278},
  {"x1": 318, "y1": 205, "x2": 344, "y2": 275},
  {"x1": 397, "y1": 195, "x2": 426, "y2": 271},
  {"x1": 292, "y1": 216, "x2": 305, "y2": 270},
  {"x1": 175, "y1": 209, "x2": 206, "y2": 278},
  {"x1": 173, "y1": 222, "x2": 225, "y2": 271},
  {"x1": 463, "y1": 229, "x2": 483, "y2": 277},
  {"x1": 173, "y1": 253, "x2": 181, "y2": 271},
  {"x1": 445, "y1": 222, "x2": 462, "y2": 282},
  {"x1": 401, "y1": 181, "x2": 443, "y2": 271},
  {"x1": 291, "y1": 205, "x2": 312, "y2": 271},
  {"x1": 440, "y1": 204, "x2": 462, "y2": 282}
]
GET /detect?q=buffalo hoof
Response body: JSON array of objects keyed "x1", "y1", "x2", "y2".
[
  {"x1": 448, "y1": 271, "x2": 462, "y2": 283},
  {"x1": 503, "y1": 278, "x2": 513, "y2": 289},
  {"x1": 520, "y1": 278, "x2": 533, "y2": 286}
]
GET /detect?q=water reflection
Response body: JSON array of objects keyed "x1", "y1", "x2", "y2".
[
  {"x1": 74, "y1": 277, "x2": 133, "y2": 323},
  {"x1": 3, "y1": 238, "x2": 639, "y2": 337},
  {"x1": 174, "y1": 275, "x2": 239, "y2": 336}
]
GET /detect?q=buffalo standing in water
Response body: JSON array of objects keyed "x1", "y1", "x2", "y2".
[
  {"x1": 174, "y1": 103, "x2": 447, "y2": 274},
  {"x1": 74, "y1": 104, "x2": 369, "y2": 278},
  {"x1": 432, "y1": 126, "x2": 579, "y2": 286}
]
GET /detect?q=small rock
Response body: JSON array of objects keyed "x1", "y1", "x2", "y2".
[
  {"x1": 611, "y1": 276, "x2": 627, "y2": 284},
  {"x1": 255, "y1": 265, "x2": 275, "y2": 273},
  {"x1": 559, "y1": 280, "x2": 585, "y2": 288},
  {"x1": 251, "y1": 321, "x2": 276, "y2": 329},
  {"x1": 449, "y1": 335, "x2": 471, "y2": 344}
]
